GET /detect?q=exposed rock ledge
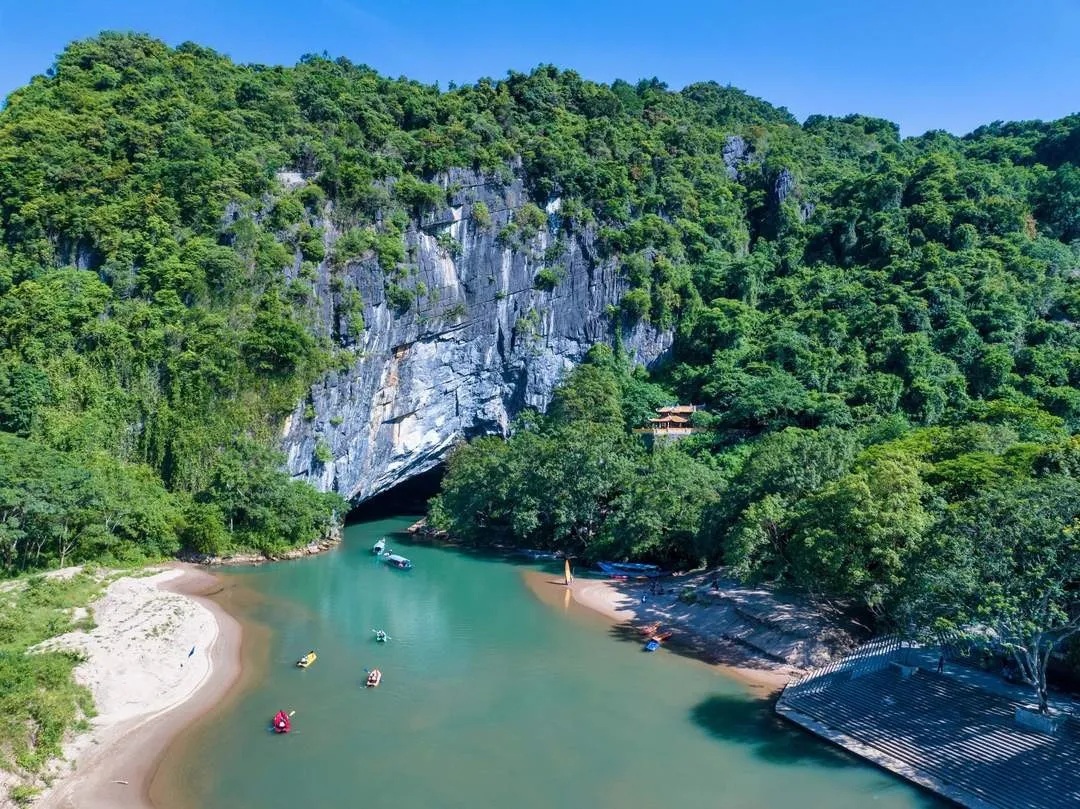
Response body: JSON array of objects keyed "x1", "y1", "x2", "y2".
[{"x1": 281, "y1": 167, "x2": 673, "y2": 505}]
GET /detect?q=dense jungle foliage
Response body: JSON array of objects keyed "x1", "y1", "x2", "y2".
[{"x1": 3, "y1": 33, "x2": 1080, "y2": 692}]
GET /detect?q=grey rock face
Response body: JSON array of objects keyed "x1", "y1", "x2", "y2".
[
  {"x1": 722, "y1": 135, "x2": 750, "y2": 180},
  {"x1": 281, "y1": 169, "x2": 673, "y2": 503},
  {"x1": 773, "y1": 167, "x2": 796, "y2": 206}
]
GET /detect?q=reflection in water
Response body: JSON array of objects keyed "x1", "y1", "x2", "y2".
[{"x1": 158, "y1": 516, "x2": 945, "y2": 809}]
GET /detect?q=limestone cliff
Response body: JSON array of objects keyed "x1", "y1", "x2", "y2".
[{"x1": 281, "y1": 169, "x2": 672, "y2": 503}]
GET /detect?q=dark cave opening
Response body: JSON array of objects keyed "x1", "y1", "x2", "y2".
[{"x1": 345, "y1": 464, "x2": 445, "y2": 523}]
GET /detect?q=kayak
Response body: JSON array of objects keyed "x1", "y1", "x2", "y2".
[
  {"x1": 296, "y1": 651, "x2": 317, "y2": 668},
  {"x1": 644, "y1": 639, "x2": 660, "y2": 652},
  {"x1": 272, "y1": 710, "x2": 291, "y2": 733}
]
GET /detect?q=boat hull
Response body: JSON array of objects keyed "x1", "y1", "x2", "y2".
[
  {"x1": 296, "y1": 652, "x2": 317, "y2": 668},
  {"x1": 597, "y1": 561, "x2": 661, "y2": 577}
]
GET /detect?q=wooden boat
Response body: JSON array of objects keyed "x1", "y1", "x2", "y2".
[
  {"x1": 384, "y1": 553, "x2": 412, "y2": 570},
  {"x1": 373, "y1": 629, "x2": 390, "y2": 643},
  {"x1": 652, "y1": 631, "x2": 673, "y2": 642},
  {"x1": 296, "y1": 650, "x2": 317, "y2": 668},
  {"x1": 366, "y1": 668, "x2": 382, "y2": 687},
  {"x1": 372, "y1": 538, "x2": 386, "y2": 554},
  {"x1": 639, "y1": 622, "x2": 662, "y2": 636},
  {"x1": 272, "y1": 710, "x2": 291, "y2": 733}
]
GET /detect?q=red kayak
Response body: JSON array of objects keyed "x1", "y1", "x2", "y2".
[{"x1": 272, "y1": 710, "x2": 291, "y2": 734}]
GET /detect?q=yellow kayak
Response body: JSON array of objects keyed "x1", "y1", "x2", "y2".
[{"x1": 296, "y1": 651, "x2": 317, "y2": 669}]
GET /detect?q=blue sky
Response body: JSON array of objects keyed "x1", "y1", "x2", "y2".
[{"x1": 1, "y1": 0, "x2": 1078, "y2": 136}]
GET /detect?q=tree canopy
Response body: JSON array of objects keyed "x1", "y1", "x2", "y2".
[{"x1": 3, "y1": 31, "x2": 1080, "y2": 655}]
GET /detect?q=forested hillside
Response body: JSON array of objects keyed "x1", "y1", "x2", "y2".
[{"x1": 3, "y1": 32, "x2": 1080, "y2": 665}]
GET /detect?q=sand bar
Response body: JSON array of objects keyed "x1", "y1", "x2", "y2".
[{"x1": 29, "y1": 565, "x2": 240, "y2": 809}]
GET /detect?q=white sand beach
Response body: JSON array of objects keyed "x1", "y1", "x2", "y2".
[{"x1": 25, "y1": 566, "x2": 240, "y2": 809}]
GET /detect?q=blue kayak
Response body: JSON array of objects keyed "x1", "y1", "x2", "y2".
[{"x1": 644, "y1": 639, "x2": 660, "y2": 652}]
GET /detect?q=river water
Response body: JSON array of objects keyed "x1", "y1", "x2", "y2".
[{"x1": 158, "y1": 515, "x2": 942, "y2": 809}]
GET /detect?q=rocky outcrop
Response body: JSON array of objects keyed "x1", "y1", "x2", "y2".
[
  {"x1": 281, "y1": 169, "x2": 673, "y2": 504},
  {"x1": 722, "y1": 135, "x2": 750, "y2": 180}
]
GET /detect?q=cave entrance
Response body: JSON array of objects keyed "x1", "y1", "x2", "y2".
[{"x1": 345, "y1": 464, "x2": 445, "y2": 523}]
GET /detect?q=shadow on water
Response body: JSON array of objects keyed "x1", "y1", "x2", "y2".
[
  {"x1": 690, "y1": 695, "x2": 950, "y2": 807},
  {"x1": 606, "y1": 620, "x2": 788, "y2": 672},
  {"x1": 690, "y1": 693, "x2": 855, "y2": 769}
]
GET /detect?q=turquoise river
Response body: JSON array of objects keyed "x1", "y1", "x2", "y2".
[{"x1": 157, "y1": 515, "x2": 944, "y2": 809}]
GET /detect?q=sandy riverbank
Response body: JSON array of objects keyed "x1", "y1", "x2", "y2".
[
  {"x1": 29, "y1": 565, "x2": 241, "y2": 809},
  {"x1": 524, "y1": 570, "x2": 830, "y2": 695}
]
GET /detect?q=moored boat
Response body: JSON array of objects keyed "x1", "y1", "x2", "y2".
[
  {"x1": 597, "y1": 561, "x2": 662, "y2": 577},
  {"x1": 366, "y1": 668, "x2": 382, "y2": 687},
  {"x1": 372, "y1": 537, "x2": 386, "y2": 554},
  {"x1": 296, "y1": 650, "x2": 317, "y2": 668},
  {"x1": 384, "y1": 553, "x2": 413, "y2": 570},
  {"x1": 518, "y1": 549, "x2": 560, "y2": 560},
  {"x1": 272, "y1": 710, "x2": 291, "y2": 733},
  {"x1": 644, "y1": 630, "x2": 671, "y2": 651}
]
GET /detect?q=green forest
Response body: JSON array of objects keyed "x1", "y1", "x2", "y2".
[{"x1": 3, "y1": 33, "x2": 1080, "y2": 708}]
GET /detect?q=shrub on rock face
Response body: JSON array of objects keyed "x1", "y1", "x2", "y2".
[
  {"x1": 620, "y1": 288, "x2": 651, "y2": 321},
  {"x1": 471, "y1": 201, "x2": 492, "y2": 229},
  {"x1": 517, "y1": 203, "x2": 547, "y2": 239},
  {"x1": 384, "y1": 283, "x2": 415, "y2": 312},
  {"x1": 395, "y1": 175, "x2": 445, "y2": 212},
  {"x1": 534, "y1": 268, "x2": 561, "y2": 291}
]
